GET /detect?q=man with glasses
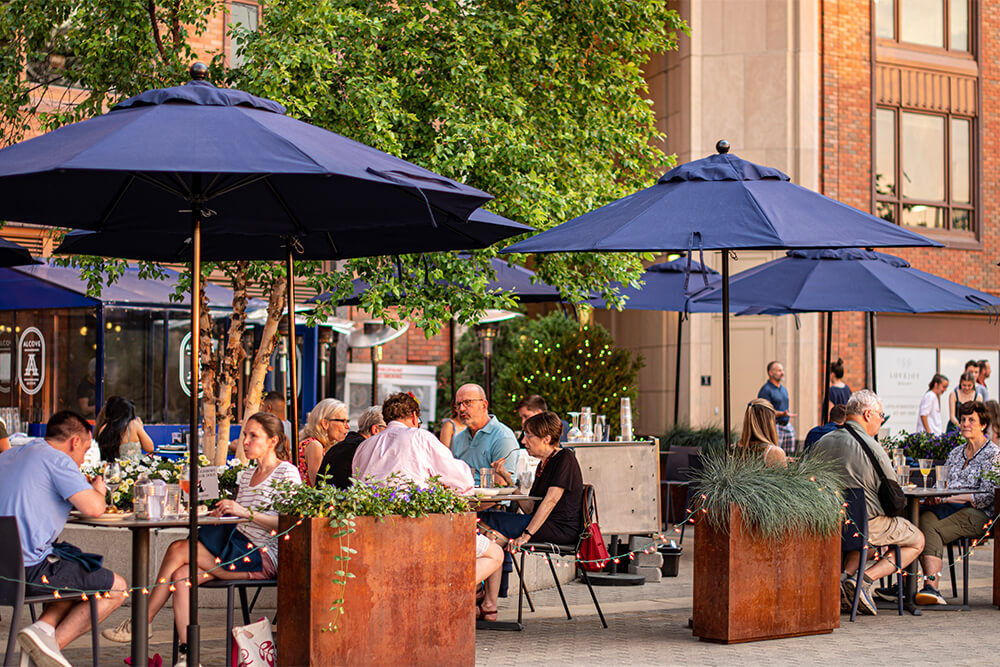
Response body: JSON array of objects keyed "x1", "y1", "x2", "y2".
[
  {"x1": 810, "y1": 389, "x2": 925, "y2": 615},
  {"x1": 451, "y1": 383, "x2": 519, "y2": 485}
]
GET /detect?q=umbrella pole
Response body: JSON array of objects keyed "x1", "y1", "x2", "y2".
[
  {"x1": 869, "y1": 312, "x2": 878, "y2": 393},
  {"x1": 822, "y1": 312, "x2": 832, "y2": 423},
  {"x1": 674, "y1": 314, "x2": 682, "y2": 426},
  {"x1": 186, "y1": 200, "x2": 202, "y2": 667},
  {"x1": 371, "y1": 344, "x2": 381, "y2": 405},
  {"x1": 286, "y1": 248, "x2": 300, "y2": 460},
  {"x1": 722, "y1": 251, "x2": 731, "y2": 444},
  {"x1": 450, "y1": 316, "x2": 457, "y2": 402}
]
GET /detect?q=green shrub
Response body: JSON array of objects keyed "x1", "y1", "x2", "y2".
[{"x1": 438, "y1": 312, "x2": 642, "y2": 434}]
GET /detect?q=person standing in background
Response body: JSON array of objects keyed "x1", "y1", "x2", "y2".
[
  {"x1": 757, "y1": 361, "x2": 796, "y2": 454},
  {"x1": 977, "y1": 360, "x2": 991, "y2": 401},
  {"x1": 917, "y1": 374, "x2": 948, "y2": 435},
  {"x1": 964, "y1": 359, "x2": 987, "y2": 401},
  {"x1": 948, "y1": 372, "x2": 981, "y2": 433},
  {"x1": 827, "y1": 358, "x2": 851, "y2": 416}
]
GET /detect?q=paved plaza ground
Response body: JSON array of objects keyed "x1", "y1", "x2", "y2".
[{"x1": 3, "y1": 527, "x2": 998, "y2": 665}]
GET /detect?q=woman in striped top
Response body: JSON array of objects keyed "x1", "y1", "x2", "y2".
[{"x1": 101, "y1": 412, "x2": 301, "y2": 660}]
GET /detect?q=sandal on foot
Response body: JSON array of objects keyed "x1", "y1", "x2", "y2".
[{"x1": 477, "y1": 605, "x2": 498, "y2": 622}]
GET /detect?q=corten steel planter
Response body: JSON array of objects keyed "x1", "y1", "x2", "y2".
[
  {"x1": 693, "y1": 505, "x2": 840, "y2": 644},
  {"x1": 278, "y1": 513, "x2": 476, "y2": 666}
]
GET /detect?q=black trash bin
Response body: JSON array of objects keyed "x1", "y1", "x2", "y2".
[{"x1": 658, "y1": 543, "x2": 682, "y2": 577}]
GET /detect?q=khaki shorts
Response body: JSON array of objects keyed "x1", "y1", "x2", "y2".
[{"x1": 868, "y1": 515, "x2": 921, "y2": 548}]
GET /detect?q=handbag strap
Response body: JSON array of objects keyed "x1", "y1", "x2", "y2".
[{"x1": 839, "y1": 423, "x2": 891, "y2": 485}]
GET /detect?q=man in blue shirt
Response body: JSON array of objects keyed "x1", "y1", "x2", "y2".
[
  {"x1": 0, "y1": 411, "x2": 126, "y2": 667},
  {"x1": 451, "y1": 383, "x2": 519, "y2": 485},
  {"x1": 803, "y1": 404, "x2": 847, "y2": 451},
  {"x1": 757, "y1": 361, "x2": 797, "y2": 454}
]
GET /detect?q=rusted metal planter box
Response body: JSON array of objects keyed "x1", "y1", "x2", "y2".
[
  {"x1": 693, "y1": 505, "x2": 840, "y2": 644},
  {"x1": 278, "y1": 512, "x2": 475, "y2": 666}
]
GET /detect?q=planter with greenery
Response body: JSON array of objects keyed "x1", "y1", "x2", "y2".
[
  {"x1": 690, "y1": 454, "x2": 844, "y2": 643},
  {"x1": 270, "y1": 475, "x2": 475, "y2": 667},
  {"x1": 880, "y1": 430, "x2": 965, "y2": 462}
]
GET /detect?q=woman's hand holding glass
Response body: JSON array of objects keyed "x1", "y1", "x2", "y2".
[{"x1": 490, "y1": 458, "x2": 512, "y2": 487}]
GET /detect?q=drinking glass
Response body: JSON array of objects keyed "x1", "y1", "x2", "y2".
[
  {"x1": 580, "y1": 407, "x2": 593, "y2": 442},
  {"x1": 897, "y1": 465, "x2": 910, "y2": 487},
  {"x1": 918, "y1": 458, "x2": 933, "y2": 489},
  {"x1": 892, "y1": 449, "x2": 906, "y2": 469},
  {"x1": 595, "y1": 415, "x2": 607, "y2": 442},
  {"x1": 935, "y1": 465, "x2": 949, "y2": 490},
  {"x1": 566, "y1": 412, "x2": 582, "y2": 443},
  {"x1": 179, "y1": 463, "x2": 192, "y2": 513},
  {"x1": 103, "y1": 461, "x2": 122, "y2": 505}
]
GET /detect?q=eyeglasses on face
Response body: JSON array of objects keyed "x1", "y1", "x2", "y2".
[
  {"x1": 328, "y1": 418, "x2": 350, "y2": 424},
  {"x1": 456, "y1": 398, "x2": 485, "y2": 409}
]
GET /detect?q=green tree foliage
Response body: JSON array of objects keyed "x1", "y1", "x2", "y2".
[
  {"x1": 440, "y1": 312, "x2": 642, "y2": 434},
  {"x1": 0, "y1": 0, "x2": 688, "y2": 331}
]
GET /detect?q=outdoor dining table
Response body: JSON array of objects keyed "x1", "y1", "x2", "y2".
[
  {"x1": 900, "y1": 487, "x2": 978, "y2": 614},
  {"x1": 71, "y1": 513, "x2": 247, "y2": 664}
]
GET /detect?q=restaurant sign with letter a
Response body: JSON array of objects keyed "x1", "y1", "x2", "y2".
[{"x1": 18, "y1": 327, "x2": 44, "y2": 395}]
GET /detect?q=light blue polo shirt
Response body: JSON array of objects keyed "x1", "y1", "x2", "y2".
[
  {"x1": 0, "y1": 439, "x2": 90, "y2": 566},
  {"x1": 451, "y1": 416, "x2": 519, "y2": 485}
]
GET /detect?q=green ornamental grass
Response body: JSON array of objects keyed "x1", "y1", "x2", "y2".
[{"x1": 691, "y1": 453, "x2": 845, "y2": 540}]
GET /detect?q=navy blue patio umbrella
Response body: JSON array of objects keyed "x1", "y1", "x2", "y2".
[
  {"x1": 0, "y1": 64, "x2": 503, "y2": 666},
  {"x1": 689, "y1": 248, "x2": 1000, "y2": 420},
  {"x1": 504, "y1": 141, "x2": 939, "y2": 439},
  {"x1": 0, "y1": 237, "x2": 40, "y2": 268},
  {"x1": 586, "y1": 258, "x2": 721, "y2": 423}
]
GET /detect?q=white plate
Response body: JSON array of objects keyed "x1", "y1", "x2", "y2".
[
  {"x1": 473, "y1": 487, "x2": 502, "y2": 496},
  {"x1": 71, "y1": 510, "x2": 133, "y2": 522}
]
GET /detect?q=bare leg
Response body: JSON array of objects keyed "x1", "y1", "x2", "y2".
[
  {"x1": 52, "y1": 572, "x2": 127, "y2": 648},
  {"x1": 481, "y1": 560, "x2": 503, "y2": 615},
  {"x1": 171, "y1": 545, "x2": 254, "y2": 637},
  {"x1": 147, "y1": 539, "x2": 193, "y2": 623},
  {"x1": 866, "y1": 543, "x2": 924, "y2": 581},
  {"x1": 475, "y1": 542, "x2": 503, "y2": 588},
  {"x1": 843, "y1": 551, "x2": 860, "y2": 575},
  {"x1": 920, "y1": 555, "x2": 944, "y2": 588}
]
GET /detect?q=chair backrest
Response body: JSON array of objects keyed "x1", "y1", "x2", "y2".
[
  {"x1": 841, "y1": 488, "x2": 868, "y2": 551},
  {"x1": 664, "y1": 445, "x2": 702, "y2": 480},
  {"x1": 576, "y1": 484, "x2": 598, "y2": 548},
  {"x1": 0, "y1": 516, "x2": 26, "y2": 605}
]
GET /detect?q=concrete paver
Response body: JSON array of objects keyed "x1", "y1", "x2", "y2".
[{"x1": 3, "y1": 527, "x2": 997, "y2": 665}]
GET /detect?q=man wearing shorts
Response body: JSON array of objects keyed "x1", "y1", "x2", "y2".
[
  {"x1": 0, "y1": 411, "x2": 126, "y2": 667},
  {"x1": 811, "y1": 389, "x2": 925, "y2": 615}
]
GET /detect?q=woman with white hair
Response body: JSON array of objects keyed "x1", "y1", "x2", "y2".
[{"x1": 297, "y1": 398, "x2": 350, "y2": 486}]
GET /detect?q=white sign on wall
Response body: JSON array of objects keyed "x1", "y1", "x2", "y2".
[
  {"x1": 344, "y1": 363, "x2": 437, "y2": 426},
  {"x1": 875, "y1": 346, "x2": 937, "y2": 437},
  {"x1": 18, "y1": 327, "x2": 44, "y2": 396}
]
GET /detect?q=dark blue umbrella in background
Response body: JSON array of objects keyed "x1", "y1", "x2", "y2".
[
  {"x1": 0, "y1": 238, "x2": 40, "y2": 267},
  {"x1": 505, "y1": 141, "x2": 940, "y2": 438},
  {"x1": 586, "y1": 258, "x2": 720, "y2": 423},
  {"x1": 690, "y1": 248, "x2": 1000, "y2": 420},
  {"x1": 0, "y1": 64, "x2": 500, "y2": 665}
]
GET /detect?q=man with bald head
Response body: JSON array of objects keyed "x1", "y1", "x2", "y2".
[{"x1": 451, "y1": 383, "x2": 519, "y2": 485}]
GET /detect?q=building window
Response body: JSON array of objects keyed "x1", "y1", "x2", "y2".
[
  {"x1": 228, "y1": 2, "x2": 259, "y2": 68},
  {"x1": 875, "y1": 107, "x2": 973, "y2": 231},
  {"x1": 874, "y1": 0, "x2": 970, "y2": 52}
]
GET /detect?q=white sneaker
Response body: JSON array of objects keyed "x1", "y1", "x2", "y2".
[
  {"x1": 101, "y1": 617, "x2": 153, "y2": 643},
  {"x1": 17, "y1": 622, "x2": 71, "y2": 667}
]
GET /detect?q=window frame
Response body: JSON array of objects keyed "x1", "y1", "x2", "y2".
[
  {"x1": 875, "y1": 0, "x2": 974, "y2": 55},
  {"x1": 226, "y1": 1, "x2": 261, "y2": 69}
]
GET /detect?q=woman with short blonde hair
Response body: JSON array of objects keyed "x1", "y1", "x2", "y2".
[{"x1": 298, "y1": 398, "x2": 350, "y2": 485}]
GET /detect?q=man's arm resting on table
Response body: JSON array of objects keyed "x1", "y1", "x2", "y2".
[{"x1": 70, "y1": 479, "x2": 108, "y2": 517}]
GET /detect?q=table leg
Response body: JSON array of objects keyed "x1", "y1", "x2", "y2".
[
  {"x1": 904, "y1": 497, "x2": 922, "y2": 615},
  {"x1": 131, "y1": 527, "x2": 150, "y2": 665}
]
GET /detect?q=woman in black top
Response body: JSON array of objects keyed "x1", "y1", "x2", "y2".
[{"x1": 477, "y1": 411, "x2": 583, "y2": 619}]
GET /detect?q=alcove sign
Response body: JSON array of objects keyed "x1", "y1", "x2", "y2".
[{"x1": 18, "y1": 327, "x2": 44, "y2": 395}]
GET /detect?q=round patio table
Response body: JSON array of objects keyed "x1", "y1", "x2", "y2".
[
  {"x1": 70, "y1": 514, "x2": 247, "y2": 665},
  {"x1": 900, "y1": 487, "x2": 977, "y2": 614}
]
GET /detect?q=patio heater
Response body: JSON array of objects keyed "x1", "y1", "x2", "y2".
[
  {"x1": 473, "y1": 310, "x2": 520, "y2": 404},
  {"x1": 347, "y1": 321, "x2": 408, "y2": 406}
]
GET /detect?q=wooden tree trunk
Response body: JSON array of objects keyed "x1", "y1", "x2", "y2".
[
  {"x1": 198, "y1": 277, "x2": 217, "y2": 463},
  {"x1": 213, "y1": 261, "x2": 249, "y2": 466},
  {"x1": 237, "y1": 278, "x2": 286, "y2": 461}
]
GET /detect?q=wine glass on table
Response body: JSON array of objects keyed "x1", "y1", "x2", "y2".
[
  {"x1": 103, "y1": 461, "x2": 122, "y2": 508},
  {"x1": 918, "y1": 458, "x2": 933, "y2": 489}
]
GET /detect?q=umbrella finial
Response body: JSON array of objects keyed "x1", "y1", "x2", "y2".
[
  {"x1": 189, "y1": 62, "x2": 208, "y2": 81},
  {"x1": 716, "y1": 139, "x2": 730, "y2": 154}
]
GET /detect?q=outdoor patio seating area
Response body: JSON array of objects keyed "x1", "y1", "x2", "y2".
[{"x1": 4, "y1": 526, "x2": 996, "y2": 666}]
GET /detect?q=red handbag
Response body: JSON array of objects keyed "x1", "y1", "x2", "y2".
[{"x1": 578, "y1": 485, "x2": 610, "y2": 571}]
